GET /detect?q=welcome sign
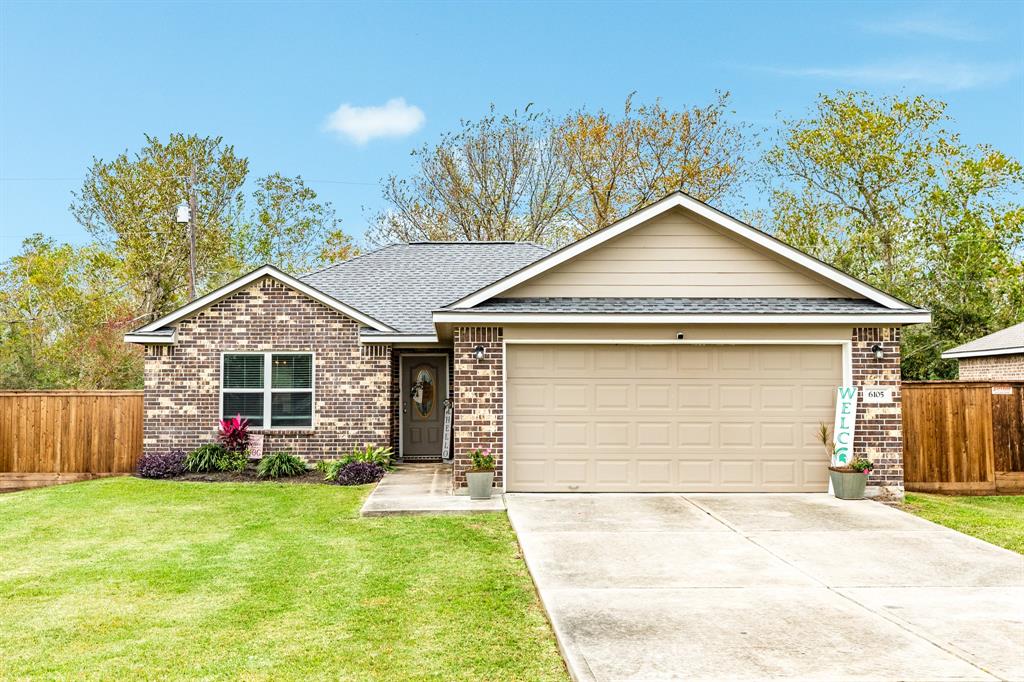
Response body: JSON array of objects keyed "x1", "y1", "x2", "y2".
[{"x1": 832, "y1": 386, "x2": 858, "y2": 465}]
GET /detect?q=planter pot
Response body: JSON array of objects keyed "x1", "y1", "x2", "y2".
[
  {"x1": 466, "y1": 470, "x2": 495, "y2": 500},
  {"x1": 830, "y1": 469, "x2": 868, "y2": 500}
]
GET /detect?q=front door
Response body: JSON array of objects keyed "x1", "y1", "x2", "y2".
[{"x1": 402, "y1": 356, "x2": 448, "y2": 457}]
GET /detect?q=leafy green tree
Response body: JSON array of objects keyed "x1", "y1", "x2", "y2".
[
  {"x1": 558, "y1": 91, "x2": 751, "y2": 236},
  {"x1": 0, "y1": 236, "x2": 141, "y2": 389},
  {"x1": 71, "y1": 134, "x2": 248, "y2": 324},
  {"x1": 764, "y1": 91, "x2": 1023, "y2": 378},
  {"x1": 237, "y1": 173, "x2": 358, "y2": 273}
]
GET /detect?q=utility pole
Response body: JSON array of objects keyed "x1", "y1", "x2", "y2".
[
  {"x1": 187, "y1": 165, "x2": 199, "y2": 300},
  {"x1": 175, "y1": 169, "x2": 198, "y2": 300}
]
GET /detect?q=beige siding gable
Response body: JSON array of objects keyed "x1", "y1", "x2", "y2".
[{"x1": 504, "y1": 208, "x2": 856, "y2": 299}]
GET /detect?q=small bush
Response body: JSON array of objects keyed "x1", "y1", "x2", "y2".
[
  {"x1": 216, "y1": 448, "x2": 249, "y2": 473},
  {"x1": 257, "y1": 451, "x2": 307, "y2": 479},
  {"x1": 184, "y1": 444, "x2": 229, "y2": 473},
  {"x1": 316, "y1": 459, "x2": 345, "y2": 482},
  {"x1": 336, "y1": 462, "x2": 386, "y2": 486},
  {"x1": 217, "y1": 415, "x2": 250, "y2": 452},
  {"x1": 137, "y1": 450, "x2": 185, "y2": 479},
  {"x1": 344, "y1": 444, "x2": 394, "y2": 469}
]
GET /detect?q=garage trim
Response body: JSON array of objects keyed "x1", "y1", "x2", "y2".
[{"x1": 502, "y1": 338, "x2": 852, "y2": 491}]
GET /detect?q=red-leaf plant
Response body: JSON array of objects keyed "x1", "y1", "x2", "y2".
[{"x1": 218, "y1": 415, "x2": 250, "y2": 453}]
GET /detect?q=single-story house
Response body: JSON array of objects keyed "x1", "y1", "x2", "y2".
[
  {"x1": 941, "y1": 321, "x2": 1024, "y2": 380},
  {"x1": 125, "y1": 192, "x2": 930, "y2": 496}
]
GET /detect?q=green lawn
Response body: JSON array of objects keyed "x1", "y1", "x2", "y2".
[
  {"x1": 0, "y1": 478, "x2": 567, "y2": 680},
  {"x1": 903, "y1": 493, "x2": 1024, "y2": 554}
]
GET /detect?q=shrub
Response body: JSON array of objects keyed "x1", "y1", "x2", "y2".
[
  {"x1": 316, "y1": 459, "x2": 345, "y2": 482},
  {"x1": 216, "y1": 448, "x2": 249, "y2": 473},
  {"x1": 184, "y1": 444, "x2": 229, "y2": 473},
  {"x1": 257, "y1": 451, "x2": 307, "y2": 479},
  {"x1": 217, "y1": 415, "x2": 250, "y2": 452},
  {"x1": 137, "y1": 450, "x2": 185, "y2": 479},
  {"x1": 336, "y1": 462, "x2": 386, "y2": 486},
  {"x1": 344, "y1": 444, "x2": 394, "y2": 469}
]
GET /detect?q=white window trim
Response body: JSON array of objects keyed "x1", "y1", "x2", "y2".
[{"x1": 220, "y1": 351, "x2": 316, "y2": 431}]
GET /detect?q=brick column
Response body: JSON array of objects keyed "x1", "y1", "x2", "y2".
[
  {"x1": 851, "y1": 327, "x2": 903, "y2": 496},
  {"x1": 452, "y1": 326, "x2": 504, "y2": 489}
]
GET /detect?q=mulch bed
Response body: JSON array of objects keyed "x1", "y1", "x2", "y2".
[{"x1": 154, "y1": 468, "x2": 332, "y2": 485}]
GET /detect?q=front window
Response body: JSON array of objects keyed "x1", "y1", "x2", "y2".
[{"x1": 222, "y1": 353, "x2": 313, "y2": 428}]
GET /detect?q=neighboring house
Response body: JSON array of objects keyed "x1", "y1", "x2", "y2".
[
  {"x1": 125, "y1": 192, "x2": 930, "y2": 496},
  {"x1": 941, "y1": 322, "x2": 1024, "y2": 380}
]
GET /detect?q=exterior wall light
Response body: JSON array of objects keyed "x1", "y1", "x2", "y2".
[
  {"x1": 871, "y1": 343, "x2": 885, "y2": 361},
  {"x1": 473, "y1": 345, "x2": 486, "y2": 361}
]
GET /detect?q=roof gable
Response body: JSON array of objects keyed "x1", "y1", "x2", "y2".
[
  {"x1": 449, "y1": 193, "x2": 914, "y2": 310},
  {"x1": 501, "y1": 207, "x2": 852, "y2": 299},
  {"x1": 130, "y1": 265, "x2": 393, "y2": 339}
]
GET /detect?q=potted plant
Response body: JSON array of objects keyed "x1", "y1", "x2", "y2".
[
  {"x1": 818, "y1": 423, "x2": 873, "y2": 500},
  {"x1": 466, "y1": 447, "x2": 496, "y2": 500}
]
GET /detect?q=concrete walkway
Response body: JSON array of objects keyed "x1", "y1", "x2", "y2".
[
  {"x1": 506, "y1": 493, "x2": 1024, "y2": 682},
  {"x1": 360, "y1": 463, "x2": 505, "y2": 516}
]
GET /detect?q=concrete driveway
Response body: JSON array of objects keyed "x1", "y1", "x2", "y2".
[{"x1": 505, "y1": 494, "x2": 1024, "y2": 681}]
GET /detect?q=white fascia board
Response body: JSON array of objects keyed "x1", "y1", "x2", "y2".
[
  {"x1": 450, "y1": 193, "x2": 912, "y2": 310},
  {"x1": 360, "y1": 334, "x2": 439, "y2": 344},
  {"x1": 135, "y1": 265, "x2": 393, "y2": 333},
  {"x1": 124, "y1": 332, "x2": 177, "y2": 344},
  {"x1": 941, "y1": 346, "x2": 1024, "y2": 359},
  {"x1": 432, "y1": 311, "x2": 932, "y2": 325}
]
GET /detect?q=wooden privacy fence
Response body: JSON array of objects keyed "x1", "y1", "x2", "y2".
[
  {"x1": 903, "y1": 381, "x2": 1024, "y2": 494},
  {"x1": 0, "y1": 391, "x2": 143, "y2": 490}
]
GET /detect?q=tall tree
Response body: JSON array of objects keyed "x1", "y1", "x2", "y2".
[
  {"x1": 559, "y1": 91, "x2": 750, "y2": 235},
  {"x1": 763, "y1": 91, "x2": 1023, "y2": 379},
  {"x1": 370, "y1": 105, "x2": 577, "y2": 245},
  {"x1": 370, "y1": 94, "x2": 750, "y2": 245},
  {"x1": 71, "y1": 134, "x2": 248, "y2": 324},
  {"x1": 237, "y1": 173, "x2": 358, "y2": 273},
  {"x1": 0, "y1": 236, "x2": 141, "y2": 389}
]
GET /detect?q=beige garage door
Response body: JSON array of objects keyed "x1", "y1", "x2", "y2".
[{"x1": 506, "y1": 344, "x2": 841, "y2": 492}]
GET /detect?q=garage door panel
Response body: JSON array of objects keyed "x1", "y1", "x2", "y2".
[
  {"x1": 507, "y1": 344, "x2": 840, "y2": 493},
  {"x1": 637, "y1": 422, "x2": 672, "y2": 447},
  {"x1": 678, "y1": 385, "x2": 714, "y2": 409},
  {"x1": 636, "y1": 384, "x2": 673, "y2": 409},
  {"x1": 553, "y1": 383, "x2": 588, "y2": 410}
]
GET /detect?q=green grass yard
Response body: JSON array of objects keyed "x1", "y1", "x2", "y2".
[
  {"x1": 0, "y1": 477, "x2": 567, "y2": 680},
  {"x1": 903, "y1": 493, "x2": 1024, "y2": 554}
]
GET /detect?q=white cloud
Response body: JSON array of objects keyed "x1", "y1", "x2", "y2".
[
  {"x1": 860, "y1": 15, "x2": 986, "y2": 42},
  {"x1": 323, "y1": 98, "x2": 425, "y2": 144},
  {"x1": 763, "y1": 59, "x2": 1017, "y2": 91}
]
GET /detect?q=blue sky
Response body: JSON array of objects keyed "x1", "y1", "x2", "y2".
[{"x1": 1, "y1": 0, "x2": 1022, "y2": 260}]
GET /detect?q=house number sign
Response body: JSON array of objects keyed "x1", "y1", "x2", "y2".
[
  {"x1": 832, "y1": 386, "x2": 858, "y2": 465},
  {"x1": 861, "y1": 387, "x2": 892, "y2": 403}
]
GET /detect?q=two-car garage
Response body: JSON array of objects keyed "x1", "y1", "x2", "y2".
[{"x1": 505, "y1": 343, "x2": 843, "y2": 493}]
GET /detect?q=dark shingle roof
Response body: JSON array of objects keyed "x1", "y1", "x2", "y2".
[
  {"x1": 444, "y1": 297, "x2": 912, "y2": 315},
  {"x1": 942, "y1": 321, "x2": 1024, "y2": 358},
  {"x1": 300, "y1": 242, "x2": 550, "y2": 334}
]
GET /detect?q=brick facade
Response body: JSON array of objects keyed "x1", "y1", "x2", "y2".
[
  {"x1": 452, "y1": 326, "x2": 504, "y2": 489},
  {"x1": 851, "y1": 326, "x2": 903, "y2": 495},
  {"x1": 958, "y1": 354, "x2": 1024, "y2": 380},
  {"x1": 143, "y1": 277, "x2": 391, "y2": 462}
]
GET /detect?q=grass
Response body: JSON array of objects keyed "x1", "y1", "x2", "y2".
[
  {"x1": 0, "y1": 478, "x2": 567, "y2": 680},
  {"x1": 903, "y1": 493, "x2": 1024, "y2": 554}
]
